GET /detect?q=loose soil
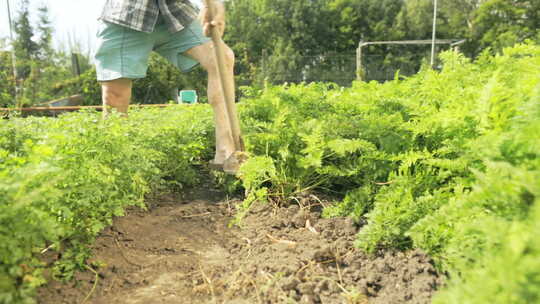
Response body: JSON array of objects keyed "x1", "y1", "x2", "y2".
[{"x1": 39, "y1": 178, "x2": 442, "y2": 304}]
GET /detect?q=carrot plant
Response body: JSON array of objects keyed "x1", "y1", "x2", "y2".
[
  {"x1": 2, "y1": 42, "x2": 539, "y2": 303},
  {"x1": 236, "y1": 42, "x2": 540, "y2": 302},
  {"x1": 0, "y1": 106, "x2": 214, "y2": 303}
]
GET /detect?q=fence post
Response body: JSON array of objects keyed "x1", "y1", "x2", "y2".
[
  {"x1": 356, "y1": 41, "x2": 364, "y2": 81},
  {"x1": 71, "y1": 53, "x2": 81, "y2": 76}
]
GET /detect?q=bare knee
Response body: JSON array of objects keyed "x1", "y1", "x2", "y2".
[
  {"x1": 102, "y1": 79, "x2": 132, "y2": 107},
  {"x1": 216, "y1": 45, "x2": 235, "y2": 71},
  {"x1": 199, "y1": 44, "x2": 235, "y2": 74},
  {"x1": 224, "y1": 46, "x2": 235, "y2": 70}
]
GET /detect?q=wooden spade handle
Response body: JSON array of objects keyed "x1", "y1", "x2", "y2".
[{"x1": 202, "y1": 0, "x2": 245, "y2": 152}]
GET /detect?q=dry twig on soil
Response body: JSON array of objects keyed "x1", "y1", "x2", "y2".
[
  {"x1": 181, "y1": 212, "x2": 212, "y2": 218},
  {"x1": 81, "y1": 265, "x2": 99, "y2": 304},
  {"x1": 266, "y1": 234, "x2": 298, "y2": 247}
]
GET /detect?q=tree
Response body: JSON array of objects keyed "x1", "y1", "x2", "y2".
[
  {"x1": 328, "y1": 0, "x2": 404, "y2": 48},
  {"x1": 0, "y1": 49, "x2": 16, "y2": 107},
  {"x1": 472, "y1": 0, "x2": 540, "y2": 52},
  {"x1": 13, "y1": 0, "x2": 38, "y2": 80},
  {"x1": 36, "y1": 5, "x2": 54, "y2": 61},
  {"x1": 226, "y1": 0, "x2": 350, "y2": 84}
]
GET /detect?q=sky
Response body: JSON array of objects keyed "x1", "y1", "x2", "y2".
[{"x1": 1, "y1": 0, "x2": 203, "y2": 54}]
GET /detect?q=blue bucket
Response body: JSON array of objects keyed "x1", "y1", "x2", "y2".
[{"x1": 179, "y1": 90, "x2": 198, "y2": 104}]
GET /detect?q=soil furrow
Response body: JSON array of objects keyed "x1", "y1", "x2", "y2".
[{"x1": 39, "y1": 183, "x2": 441, "y2": 304}]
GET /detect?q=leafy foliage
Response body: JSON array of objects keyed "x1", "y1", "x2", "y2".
[
  {"x1": 0, "y1": 50, "x2": 16, "y2": 107},
  {"x1": 0, "y1": 106, "x2": 214, "y2": 303},
  {"x1": 3, "y1": 0, "x2": 539, "y2": 106},
  {"x1": 472, "y1": 0, "x2": 540, "y2": 52},
  {"x1": 235, "y1": 42, "x2": 540, "y2": 302},
  {"x1": 2, "y1": 43, "x2": 539, "y2": 303},
  {"x1": 225, "y1": 0, "x2": 540, "y2": 84}
]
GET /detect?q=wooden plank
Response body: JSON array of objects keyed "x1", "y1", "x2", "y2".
[
  {"x1": 0, "y1": 104, "x2": 177, "y2": 112},
  {"x1": 38, "y1": 95, "x2": 84, "y2": 107}
]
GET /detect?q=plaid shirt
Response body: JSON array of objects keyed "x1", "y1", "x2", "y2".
[{"x1": 100, "y1": 0, "x2": 200, "y2": 33}]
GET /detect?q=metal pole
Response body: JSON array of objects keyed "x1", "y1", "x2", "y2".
[
  {"x1": 430, "y1": 0, "x2": 438, "y2": 68},
  {"x1": 6, "y1": 0, "x2": 18, "y2": 102}
]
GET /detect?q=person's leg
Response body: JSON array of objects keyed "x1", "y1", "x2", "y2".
[
  {"x1": 185, "y1": 41, "x2": 236, "y2": 164},
  {"x1": 101, "y1": 78, "x2": 133, "y2": 118},
  {"x1": 95, "y1": 20, "x2": 154, "y2": 118}
]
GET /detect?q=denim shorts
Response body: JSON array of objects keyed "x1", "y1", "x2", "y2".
[{"x1": 94, "y1": 17, "x2": 211, "y2": 81}]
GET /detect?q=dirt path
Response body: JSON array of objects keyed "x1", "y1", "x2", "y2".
[{"x1": 39, "y1": 180, "x2": 441, "y2": 304}]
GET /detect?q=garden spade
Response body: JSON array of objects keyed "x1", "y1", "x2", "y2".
[{"x1": 203, "y1": 0, "x2": 247, "y2": 174}]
